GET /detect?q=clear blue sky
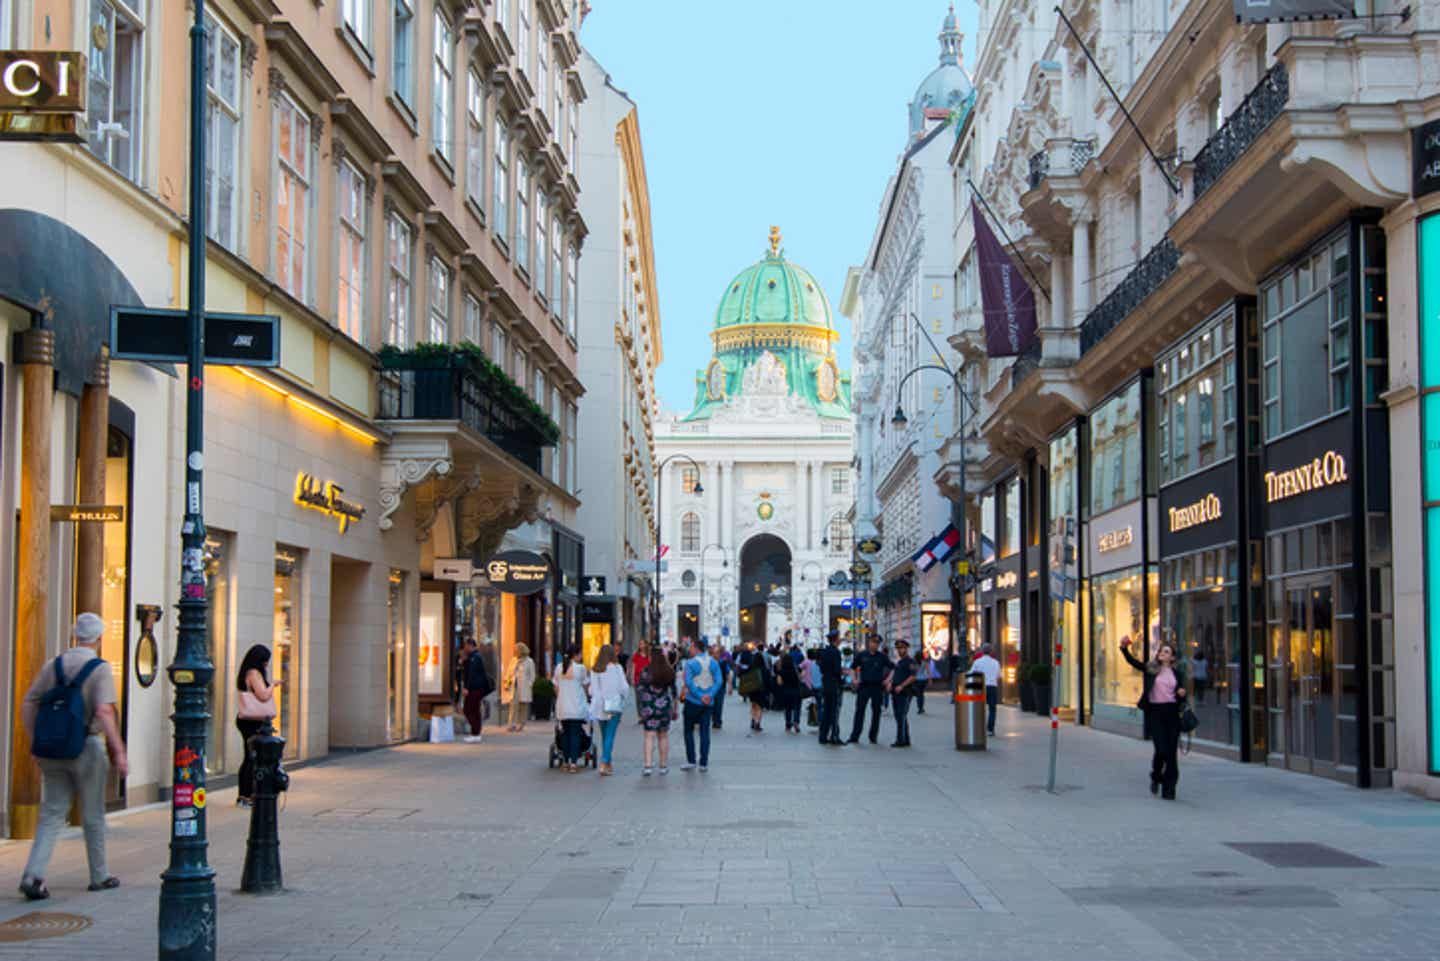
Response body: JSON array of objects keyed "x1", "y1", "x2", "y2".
[{"x1": 581, "y1": 2, "x2": 979, "y2": 412}]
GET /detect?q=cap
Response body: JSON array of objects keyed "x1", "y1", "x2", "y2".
[
  {"x1": 826, "y1": 629, "x2": 840, "y2": 639},
  {"x1": 74, "y1": 612, "x2": 104, "y2": 643},
  {"x1": 895, "y1": 639, "x2": 910, "y2": 648}
]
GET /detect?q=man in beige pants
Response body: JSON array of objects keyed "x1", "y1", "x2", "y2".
[{"x1": 18, "y1": 613, "x2": 130, "y2": 900}]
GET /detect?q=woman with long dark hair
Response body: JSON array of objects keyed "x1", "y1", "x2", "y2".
[
  {"x1": 554, "y1": 643, "x2": 590, "y2": 772},
  {"x1": 637, "y1": 648, "x2": 678, "y2": 775},
  {"x1": 776, "y1": 645, "x2": 803, "y2": 733},
  {"x1": 235, "y1": 644, "x2": 281, "y2": 806},
  {"x1": 1120, "y1": 635, "x2": 1189, "y2": 800}
]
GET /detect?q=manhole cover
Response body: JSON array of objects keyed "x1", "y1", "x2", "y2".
[
  {"x1": 0, "y1": 912, "x2": 93, "y2": 943},
  {"x1": 1225, "y1": 842, "x2": 1379, "y2": 868}
]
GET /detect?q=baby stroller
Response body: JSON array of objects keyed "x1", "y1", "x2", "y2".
[{"x1": 548, "y1": 720, "x2": 597, "y2": 769}]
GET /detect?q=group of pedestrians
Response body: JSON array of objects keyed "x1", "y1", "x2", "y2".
[{"x1": 816, "y1": 631, "x2": 920, "y2": 748}]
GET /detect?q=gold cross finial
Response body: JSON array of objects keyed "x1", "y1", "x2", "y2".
[{"x1": 768, "y1": 225, "x2": 782, "y2": 257}]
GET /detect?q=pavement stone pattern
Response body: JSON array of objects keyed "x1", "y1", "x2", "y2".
[{"x1": 0, "y1": 699, "x2": 1437, "y2": 960}]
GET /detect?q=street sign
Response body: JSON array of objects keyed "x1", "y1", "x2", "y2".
[
  {"x1": 434, "y1": 558, "x2": 473, "y2": 582},
  {"x1": 110, "y1": 306, "x2": 281, "y2": 366},
  {"x1": 839, "y1": 598, "x2": 869, "y2": 610}
]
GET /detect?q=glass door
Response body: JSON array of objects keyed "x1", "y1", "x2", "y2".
[
  {"x1": 386, "y1": 570, "x2": 406, "y2": 742},
  {"x1": 100, "y1": 425, "x2": 131, "y2": 807},
  {"x1": 273, "y1": 548, "x2": 302, "y2": 760},
  {"x1": 1273, "y1": 577, "x2": 1334, "y2": 774}
]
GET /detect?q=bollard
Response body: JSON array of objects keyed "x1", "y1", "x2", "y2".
[
  {"x1": 240, "y1": 731, "x2": 289, "y2": 893},
  {"x1": 953, "y1": 671, "x2": 988, "y2": 751}
]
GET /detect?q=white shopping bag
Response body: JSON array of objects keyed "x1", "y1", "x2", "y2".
[{"x1": 429, "y1": 714, "x2": 455, "y2": 743}]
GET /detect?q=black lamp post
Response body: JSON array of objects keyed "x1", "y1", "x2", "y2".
[
  {"x1": 654, "y1": 453, "x2": 703, "y2": 647},
  {"x1": 159, "y1": 1, "x2": 217, "y2": 957}
]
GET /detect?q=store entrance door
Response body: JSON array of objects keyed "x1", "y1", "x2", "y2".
[{"x1": 1268, "y1": 578, "x2": 1335, "y2": 776}]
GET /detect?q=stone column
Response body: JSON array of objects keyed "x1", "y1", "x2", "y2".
[
  {"x1": 10, "y1": 329, "x2": 54, "y2": 839},
  {"x1": 1071, "y1": 217, "x2": 1092, "y2": 328},
  {"x1": 812, "y1": 460, "x2": 825, "y2": 549},
  {"x1": 75, "y1": 351, "x2": 110, "y2": 616},
  {"x1": 1049, "y1": 252, "x2": 1068, "y2": 331},
  {"x1": 706, "y1": 461, "x2": 719, "y2": 548},
  {"x1": 795, "y1": 461, "x2": 808, "y2": 550}
]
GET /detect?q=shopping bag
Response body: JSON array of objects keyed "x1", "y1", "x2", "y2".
[{"x1": 429, "y1": 714, "x2": 455, "y2": 743}]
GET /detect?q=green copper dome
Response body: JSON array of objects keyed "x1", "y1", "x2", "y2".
[{"x1": 685, "y1": 227, "x2": 851, "y2": 422}]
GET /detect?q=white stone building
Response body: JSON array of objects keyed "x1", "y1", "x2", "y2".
[{"x1": 655, "y1": 231, "x2": 855, "y2": 650}]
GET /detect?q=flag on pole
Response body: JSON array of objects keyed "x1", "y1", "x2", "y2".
[
  {"x1": 972, "y1": 199, "x2": 1038, "y2": 357},
  {"x1": 911, "y1": 534, "x2": 942, "y2": 572},
  {"x1": 930, "y1": 525, "x2": 962, "y2": 564}
]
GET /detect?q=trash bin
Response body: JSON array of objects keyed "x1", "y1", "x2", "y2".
[{"x1": 954, "y1": 671, "x2": 987, "y2": 751}]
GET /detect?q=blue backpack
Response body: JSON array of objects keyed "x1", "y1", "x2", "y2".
[{"x1": 31, "y1": 656, "x2": 104, "y2": 760}]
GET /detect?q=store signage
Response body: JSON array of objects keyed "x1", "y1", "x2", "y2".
[
  {"x1": 1415, "y1": 119, "x2": 1440, "y2": 200},
  {"x1": 1168, "y1": 494, "x2": 1223, "y2": 533},
  {"x1": 110, "y1": 307, "x2": 281, "y2": 367},
  {"x1": 485, "y1": 550, "x2": 550, "y2": 595},
  {"x1": 433, "y1": 558, "x2": 473, "y2": 582},
  {"x1": 839, "y1": 597, "x2": 869, "y2": 609},
  {"x1": 856, "y1": 537, "x2": 882, "y2": 555},
  {"x1": 850, "y1": 560, "x2": 872, "y2": 578},
  {"x1": 293, "y1": 473, "x2": 365, "y2": 533},
  {"x1": 994, "y1": 571, "x2": 1019, "y2": 590},
  {"x1": 1264, "y1": 450, "x2": 1348, "y2": 503},
  {"x1": 1097, "y1": 526, "x2": 1134, "y2": 552},
  {"x1": 0, "y1": 51, "x2": 86, "y2": 143},
  {"x1": 50, "y1": 504, "x2": 124, "y2": 523},
  {"x1": 584, "y1": 575, "x2": 607, "y2": 595},
  {"x1": 1231, "y1": 0, "x2": 1352, "y2": 23}
]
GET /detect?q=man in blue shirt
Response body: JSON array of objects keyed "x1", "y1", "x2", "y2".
[{"x1": 681, "y1": 638, "x2": 722, "y2": 771}]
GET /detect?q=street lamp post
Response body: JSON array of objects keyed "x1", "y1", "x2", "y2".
[
  {"x1": 159, "y1": 1, "x2": 217, "y2": 958},
  {"x1": 698, "y1": 543, "x2": 728, "y2": 643},
  {"x1": 654, "y1": 453, "x2": 703, "y2": 648}
]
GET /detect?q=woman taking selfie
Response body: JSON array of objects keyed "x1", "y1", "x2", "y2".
[{"x1": 1120, "y1": 635, "x2": 1188, "y2": 801}]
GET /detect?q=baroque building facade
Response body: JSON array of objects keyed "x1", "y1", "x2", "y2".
[
  {"x1": 656, "y1": 231, "x2": 855, "y2": 651},
  {"x1": 938, "y1": 0, "x2": 1440, "y2": 795}
]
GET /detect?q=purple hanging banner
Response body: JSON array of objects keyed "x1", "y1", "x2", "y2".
[{"x1": 972, "y1": 199, "x2": 1037, "y2": 358}]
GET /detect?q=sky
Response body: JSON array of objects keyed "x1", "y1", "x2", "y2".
[{"x1": 580, "y1": 1, "x2": 980, "y2": 413}]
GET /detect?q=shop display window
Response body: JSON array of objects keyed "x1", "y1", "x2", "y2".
[
  {"x1": 1158, "y1": 313, "x2": 1236, "y2": 484},
  {"x1": 418, "y1": 590, "x2": 447, "y2": 697},
  {"x1": 98, "y1": 425, "x2": 132, "y2": 803},
  {"x1": 1000, "y1": 476, "x2": 1020, "y2": 558},
  {"x1": 386, "y1": 570, "x2": 408, "y2": 742},
  {"x1": 1089, "y1": 381, "x2": 1143, "y2": 516},
  {"x1": 1161, "y1": 546, "x2": 1240, "y2": 746},
  {"x1": 204, "y1": 532, "x2": 233, "y2": 774},
  {"x1": 1048, "y1": 427, "x2": 1081, "y2": 710},
  {"x1": 273, "y1": 548, "x2": 303, "y2": 759},
  {"x1": 1090, "y1": 566, "x2": 1157, "y2": 723},
  {"x1": 980, "y1": 489, "x2": 996, "y2": 564}
]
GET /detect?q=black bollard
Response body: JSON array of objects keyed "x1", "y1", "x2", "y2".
[{"x1": 240, "y1": 731, "x2": 288, "y2": 894}]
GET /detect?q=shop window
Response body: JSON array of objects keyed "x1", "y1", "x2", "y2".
[
  {"x1": 97, "y1": 424, "x2": 132, "y2": 803},
  {"x1": 1090, "y1": 567, "x2": 1157, "y2": 723},
  {"x1": 204, "y1": 532, "x2": 233, "y2": 775},
  {"x1": 205, "y1": 10, "x2": 242, "y2": 252},
  {"x1": 273, "y1": 548, "x2": 304, "y2": 760},
  {"x1": 418, "y1": 590, "x2": 446, "y2": 697},
  {"x1": 87, "y1": 0, "x2": 145, "y2": 182},
  {"x1": 337, "y1": 159, "x2": 367, "y2": 343},
  {"x1": 385, "y1": 213, "x2": 413, "y2": 346},
  {"x1": 1089, "y1": 380, "x2": 1143, "y2": 515},
  {"x1": 1161, "y1": 546, "x2": 1240, "y2": 746},
  {"x1": 681, "y1": 513, "x2": 701, "y2": 553},
  {"x1": 387, "y1": 573, "x2": 407, "y2": 743}
]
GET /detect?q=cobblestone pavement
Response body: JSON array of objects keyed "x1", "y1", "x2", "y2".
[{"x1": 0, "y1": 699, "x2": 1437, "y2": 961}]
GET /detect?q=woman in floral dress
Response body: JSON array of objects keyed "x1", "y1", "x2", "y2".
[{"x1": 637, "y1": 651, "x2": 678, "y2": 776}]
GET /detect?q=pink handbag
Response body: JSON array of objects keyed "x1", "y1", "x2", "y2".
[{"x1": 237, "y1": 689, "x2": 276, "y2": 720}]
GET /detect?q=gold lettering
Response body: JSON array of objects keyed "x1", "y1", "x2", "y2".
[
  {"x1": 1264, "y1": 451, "x2": 1348, "y2": 504},
  {"x1": 293, "y1": 471, "x2": 365, "y2": 533},
  {"x1": 1167, "y1": 493, "x2": 1223, "y2": 532},
  {"x1": 1098, "y1": 526, "x2": 1134, "y2": 552}
]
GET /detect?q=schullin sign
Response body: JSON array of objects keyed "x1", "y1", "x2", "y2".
[{"x1": 1233, "y1": 0, "x2": 1353, "y2": 22}]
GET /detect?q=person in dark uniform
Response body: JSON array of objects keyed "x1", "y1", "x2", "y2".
[
  {"x1": 886, "y1": 640, "x2": 917, "y2": 747},
  {"x1": 847, "y1": 635, "x2": 892, "y2": 744},
  {"x1": 816, "y1": 629, "x2": 845, "y2": 745}
]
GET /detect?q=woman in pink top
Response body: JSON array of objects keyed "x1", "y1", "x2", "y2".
[{"x1": 1120, "y1": 636, "x2": 1188, "y2": 801}]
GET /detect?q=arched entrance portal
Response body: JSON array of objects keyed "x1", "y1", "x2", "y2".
[{"x1": 738, "y1": 534, "x2": 791, "y2": 646}]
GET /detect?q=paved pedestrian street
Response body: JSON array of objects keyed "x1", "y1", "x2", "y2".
[{"x1": 1, "y1": 703, "x2": 1437, "y2": 961}]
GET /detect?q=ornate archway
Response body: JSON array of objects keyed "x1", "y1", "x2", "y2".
[{"x1": 738, "y1": 533, "x2": 792, "y2": 646}]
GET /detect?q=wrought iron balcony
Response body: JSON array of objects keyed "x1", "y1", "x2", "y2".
[
  {"x1": 1079, "y1": 238, "x2": 1181, "y2": 355},
  {"x1": 1010, "y1": 337, "x2": 1042, "y2": 389},
  {"x1": 1193, "y1": 63, "x2": 1289, "y2": 200},
  {"x1": 1028, "y1": 150, "x2": 1049, "y2": 191},
  {"x1": 1026, "y1": 138, "x2": 1095, "y2": 192},
  {"x1": 377, "y1": 346, "x2": 558, "y2": 475}
]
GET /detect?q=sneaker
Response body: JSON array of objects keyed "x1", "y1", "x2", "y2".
[
  {"x1": 659, "y1": 766, "x2": 669, "y2": 775},
  {"x1": 699, "y1": 765, "x2": 708, "y2": 773},
  {"x1": 463, "y1": 734, "x2": 483, "y2": 743},
  {"x1": 642, "y1": 767, "x2": 653, "y2": 777},
  {"x1": 680, "y1": 763, "x2": 696, "y2": 771}
]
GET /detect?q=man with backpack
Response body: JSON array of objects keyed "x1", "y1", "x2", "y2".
[
  {"x1": 460, "y1": 639, "x2": 493, "y2": 743},
  {"x1": 18, "y1": 613, "x2": 127, "y2": 900}
]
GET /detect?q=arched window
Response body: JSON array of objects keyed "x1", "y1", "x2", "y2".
[
  {"x1": 681, "y1": 569, "x2": 697, "y2": 588},
  {"x1": 681, "y1": 512, "x2": 701, "y2": 553},
  {"x1": 827, "y1": 516, "x2": 852, "y2": 554}
]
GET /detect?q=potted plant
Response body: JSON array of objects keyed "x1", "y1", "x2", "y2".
[
  {"x1": 530, "y1": 677, "x2": 557, "y2": 720},
  {"x1": 1030, "y1": 663, "x2": 1053, "y2": 717},
  {"x1": 1018, "y1": 661, "x2": 1036, "y2": 712}
]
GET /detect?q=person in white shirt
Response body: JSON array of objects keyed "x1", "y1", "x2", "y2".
[
  {"x1": 588, "y1": 645, "x2": 630, "y2": 776},
  {"x1": 554, "y1": 645, "x2": 590, "y2": 773},
  {"x1": 970, "y1": 643, "x2": 1002, "y2": 736}
]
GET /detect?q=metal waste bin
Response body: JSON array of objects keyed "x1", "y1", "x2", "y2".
[{"x1": 954, "y1": 671, "x2": 987, "y2": 751}]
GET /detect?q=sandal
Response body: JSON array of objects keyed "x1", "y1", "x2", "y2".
[
  {"x1": 87, "y1": 877, "x2": 120, "y2": 892},
  {"x1": 19, "y1": 877, "x2": 49, "y2": 901}
]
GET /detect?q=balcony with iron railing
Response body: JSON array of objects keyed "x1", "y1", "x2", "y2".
[
  {"x1": 1079, "y1": 238, "x2": 1181, "y2": 355},
  {"x1": 1193, "y1": 63, "x2": 1289, "y2": 200},
  {"x1": 1009, "y1": 336, "x2": 1042, "y2": 389},
  {"x1": 1026, "y1": 137, "x2": 1096, "y2": 192},
  {"x1": 377, "y1": 344, "x2": 559, "y2": 475}
]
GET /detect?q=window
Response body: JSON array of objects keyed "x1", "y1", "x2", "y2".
[
  {"x1": 566, "y1": 400, "x2": 578, "y2": 492},
  {"x1": 1157, "y1": 311, "x2": 1237, "y2": 484},
  {"x1": 492, "y1": 323, "x2": 508, "y2": 369},
  {"x1": 493, "y1": 120, "x2": 510, "y2": 242},
  {"x1": 537, "y1": 34, "x2": 549, "y2": 121},
  {"x1": 681, "y1": 513, "x2": 701, "y2": 553},
  {"x1": 336, "y1": 160, "x2": 367, "y2": 343},
  {"x1": 431, "y1": 10, "x2": 453, "y2": 162},
  {"x1": 205, "y1": 11, "x2": 241, "y2": 251},
  {"x1": 681, "y1": 570, "x2": 697, "y2": 589},
  {"x1": 463, "y1": 292, "x2": 482, "y2": 345},
  {"x1": 551, "y1": 220, "x2": 564, "y2": 311},
  {"x1": 427, "y1": 256, "x2": 451, "y2": 343},
  {"x1": 1207, "y1": 92, "x2": 1222, "y2": 137},
  {"x1": 513, "y1": 347, "x2": 526, "y2": 386},
  {"x1": 567, "y1": 92, "x2": 578, "y2": 164},
  {"x1": 532, "y1": 368, "x2": 545, "y2": 404},
  {"x1": 87, "y1": 0, "x2": 145, "y2": 181},
  {"x1": 518, "y1": 2, "x2": 532, "y2": 75},
  {"x1": 830, "y1": 467, "x2": 850, "y2": 495},
  {"x1": 515, "y1": 157, "x2": 531, "y2": 271},
  {"x1": 553, "y1": 69, "x2": 564, "y2": 140},
  {"x1": 1261, "y1": 230, "x2": 1353, "y2": 439},
  {"x1": 566, "y1": 243, "x2": 578, "y2": 334},
  {"x1": 1000, "y1": 476, "x2": 1020, "y2": 558},
  {"x1": 385, "y1": 213, "x2": 413, "y2": 346},
  {"x1": 828, "y1": 516, "x2": 852, "y2": 554},
  {"x1": 342, "y1": 0, "x2": 369, "y2": 48},
  {"x1": 681, "y1": 467, "x2": 699, "y2": 494},
  {"x1": 392, "y1": 0, "x2": 415, "y2": 106},
  {"x1": 496, "y1": 0, "x2": 510, "y2": 30},
  {"x1": 1089, "y1": 380, "x2": 1144, "y2": 515},
  {"x1": 535, "y1": 190, "x2": 549, "y2": 295},
  {"x1": 466, "y1": 70, "x2": 485, "y2": 210},
  {"x1": 274, "y1": 95, "x2": 311, "y2": 301}
]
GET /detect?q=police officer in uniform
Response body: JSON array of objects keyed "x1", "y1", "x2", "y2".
[
  {"x1": 816, "y1": 629, "x2": 845, "y2": 745},
  {"x1": 847, "y1": 634, "x2": 892, "y2": 744}
]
